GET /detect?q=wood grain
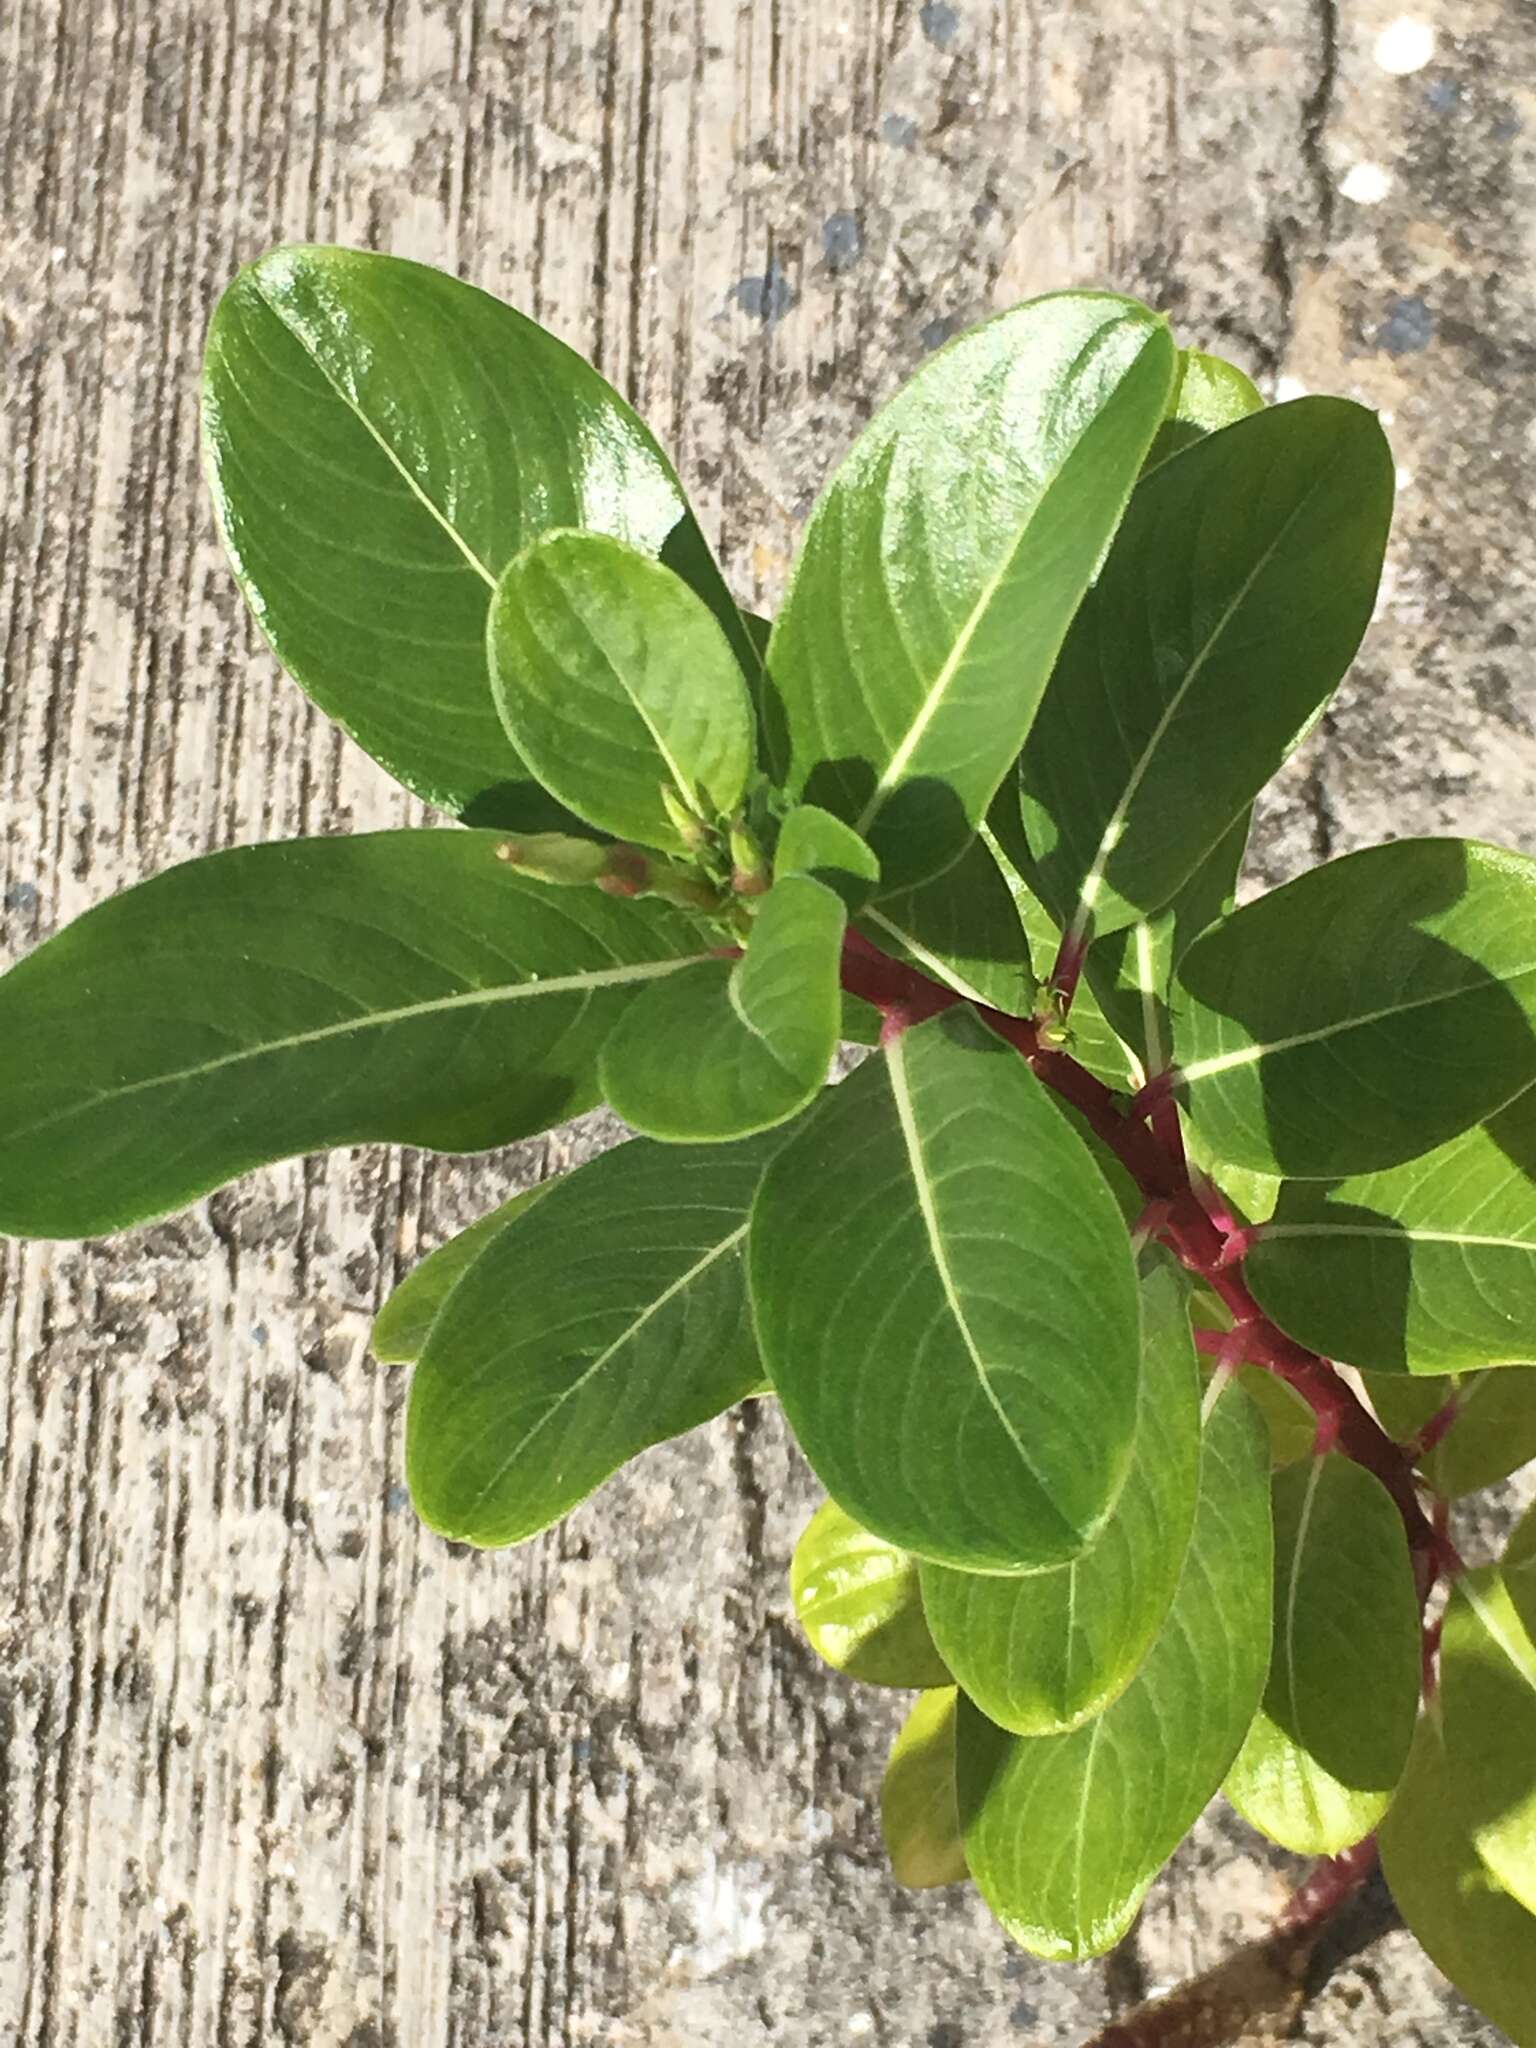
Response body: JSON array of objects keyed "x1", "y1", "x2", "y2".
[{"x1": 2, "y1": 1, "x2": 1534, "y2": 2041}]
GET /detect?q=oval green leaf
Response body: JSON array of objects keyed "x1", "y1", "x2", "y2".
[
  {"x1": 861, "y1": 835, "x2": 1037, "y2": 1018},
  {"x1": 203, "y1": 245, "x2": 752, "y2": 824},
  {"x1": 1381, "y1": 1711, "x2": 1536, "y2": 2048},
  {"x1": 1020, "y1": 399, "x2": 1393, "y2": 947},
  {"x1": 751, "y1": 1007, "x2": 1142, "y2": 1573},
  {"x1": 920, "y1": 1259, "x2": 1201, "y2": 1734},
  {"x1": 955, "y1": 1378, "x2": 1273, "y2": 1959},
  {"x1": 882, "y1": 1689, "x2": 970, "y2": 1889},
  {"x1": 774, "y1": 805, "x2": 880, "y2": 913},
  {"x1": 1141, "y1": 347, "x2": 1264, "y2": 473},
  {"x1": 373, "y1": 1186, "x2": 549, "y2": 1364},
  {"x1": 1175, "y1": 839, "x2": 1536, "y2": 1178},
  {"x1": 1249, "y1": 1085, "x2": 1536, "y2": 1374},
  {"x1": 0, "y1": 832, "x2": 710, "y2": 1239},
  {"x1": 599, "y1": 873, "x2": 843, "y2": 1142},
  {"x1": 1437, "y1": 1568, "x2": 1536, "y2": 1917},
  {"x1": 488, "y1": 531, "x2": 755, "y2": 849},
  {"x1": 407, "y1": 1131, "x2": 776, "y2": 1546},
  {"x1": 1224, "y1": 1454, "x2": 1420, "y2": 1856},
  {"x1": 768, "y1": 293, "x2": 1177, "y2": 889},
  {"x1": 790, "y1": 1499, "x2": 950, "y2": 1689}
]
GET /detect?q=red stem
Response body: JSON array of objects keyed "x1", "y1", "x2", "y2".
[{"x1": 839, "y1": 932, "x2": 1449, "y2": 1593}]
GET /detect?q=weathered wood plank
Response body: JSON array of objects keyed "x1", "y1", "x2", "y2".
[{"x1": 1, "y1": 1, "x2": 1533, "y2": 2042}]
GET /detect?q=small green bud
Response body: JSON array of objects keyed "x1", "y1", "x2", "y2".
[
  {"x1": 729, "y1": 816, "x2": 769, "y2": 896},
  {"x1": 660, "y1": 784, "x2": 710, "y2": 852},
  {"x1": 494, "y1": 835, "x2": 610, "y2": 886}
]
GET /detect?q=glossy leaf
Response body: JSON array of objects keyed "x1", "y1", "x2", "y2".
[
  {"x1": 1437, "y1": 1568, "x2": 1536, "y2": 1916},
  {"x1": 775, "y1": 805, "x2": 880, "y2": 912},
  {"x1": 955, "y1": 1379, "x2": 1272, "y2": 1959},
  {"x1": 882, "y1": 1690, "x2": 969, "y2": 1889},
  {"x1": 1248, "y1": 1087, "x2": 1536, "y2": 1374},
  {"x1": 768, "y1": 293, "x2": 1177, "y2": 888},
  {"x1": 1381, "y1": 1713, "x2": 1536, "y2": 2047},
  {"x1": 599, "y1": 874, "x2": 843, "y2": 1141},
  {"x1": 488, "y1": 531, "x2": 755, "y2": 849},
  {"x1": 1175, "y1": 839, "x2": 1536, "y2": 1178},
  {"x1": 1019, "y1": 399, "x2": 1393, "y2": 945},
  {"x1": 920, "y1": 1259, "x2": 1201, "y2": 1734},
  {"x1": 373, "y1": 1186, "x2": 548, "y2": 1364},
  {"x1": 407, "y1": 1132, "x2": 775, "y2": 1546},
  {"x1": 1224, "y1": 1454, "x2": 1420, "y2": 1855},
  {"x1": 862, "y1": 835, "x2": 1037, "y2": 1017},
  {"x1": 1369, "y1": 1368, "x2": 1536, "y2": 1495},
  {"x1": 790, "y1": 1499, "x2": 950, "y2": 1688},
  {"x1": 1142, "y1": 347, "x2": 1264, "y2": 472},
  {"x1": 203, "y1": 245, "x2": 750, "y2": 823},
  {"x1": 0, "y1": 833, "x2": 709, "y2": 1239},
  {"x1": 751, "y1": 1006, "x2": 1142, "y2": 1572}
]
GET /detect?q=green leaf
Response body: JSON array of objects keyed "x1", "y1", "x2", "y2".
[
  {"x1": 1437, "y1": 1568, "x2": 1536, "y2": 1917},
  {"x1": 768, "y1": 293, "x2": 1177, "y2": 889},
  {"x1": 790, "y1": 1499, "x2": 950, "y2": 1688},
  {"x1": 406, "y1": 1131, "x2": 774, "y2": 1546},
  {"x1": 203, "y1": 245, "x2": 751, "y2": 825},
  {"x1": 599, "y1": 874, "x2": 843, "y2": 1141},
  {"x1": 860, "y1": 835, "x2": 1037, "y2": 1017},
  {"x1": 1175, "y1": 838, "x2": 1536, "y2": 1178},
  {"x1": 882, "y1": 1690, "x2": 970, "y2": 1888},
  {"x1": 774, "y1": 804, "x2": 881, "y2": 912},
  {"x1": 751, "y1": 1007, "x2": 1142, "y2": 1572},
  {"x1": 1367, "y1": 1366, "x2": 1536, "y2": 1494},
  {"x1": 1019, "y1": 399, "x2": 1393, "y2": 945},
  {"x1": 1248, "y1": 1087, "x2": 1536, "y2": 1374},
  {"x1": 1141, "y1": 347, "x2": 1264, "y2": 472},
  {"x1": 987, "y1": 842, "x2": 1136, "y2": 1086},
  {"x1": 1223, "y1": 1454, "x2": 1420, "y2": 1855},
  {"x1": 955, "y1": 1378, "x2": 1272, "y2": 1959},
  {"x1": 1381, "y1": 1710, "x2": 1536, "y2": 2048},
  {"x1": 0, "y1": 833, "x2": 710, "y2": 1239},
  {"x1": 488, "y1": 531, "x2": 755, "y2": 849},
  {"x1": 920, "y1": 1259, "x2": 1201, "y2": 1733},
  {"x1": 373, "y1": 1186, "x2": 549, "y2": 1364},
  {"x1": 1083, "y1": 808, "x2": 1251, "y2": 1081}
]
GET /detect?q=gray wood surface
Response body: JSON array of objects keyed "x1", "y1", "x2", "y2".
[{"x1": 2, "y1": 2, "x2": 1534, "y2": 2041}]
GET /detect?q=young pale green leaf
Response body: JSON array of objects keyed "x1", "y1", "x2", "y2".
[
  {"x1": 990, "y1": 843, "x2": 1137, "y2": 1087},
  {"x1": 0, "y1": 833, "x2": 710, "y2": 1239},
  {"x1": 882, "y1": 1690, "x2": 970, "y2": 1888},
  {"x1": 790, "y1": 1500, "x2": 950, "y2": 1689},
  {"x1": 1365, "y1": 1368, "x2": 1536, "y2": 1495},
  {"x1": 774, "y1": 805, "x2": 880, "y2": 912},
  {"x1": 860, "y1": 836, "x2": 1037, "y2": 1017},
  {"x1": 1436, "y1": 1568, "x2": 1536, "y2": 1917},
  {"x1": 751, "y1": 1007, "x2": 1142, "y2": 1573},
  {"x1": 1223, "y1": 1454, "x2": 1420, "y2": 1856},
  {"x1": 920, "y1": 1260, "x2": 1201, "y2": 1734},
  {"x1": 407, "y1": 1132, "x2": 776, "y2": 1546},
  {"x1": 488, "y1": 531, "x2": 755, "y2": 850},
  {"x1": 1381, "y1": 1712, "x2": 1536, "y2": 2048},
  {"x1": 1175, "y1": 839, "x2": 1536, "y2": 1178},
  {"x1": 599, "y1": 874, "x2": 843, "y2": 1141},
  {"x1": 1019, "y1": 399, "x2": 1393, "y2": 947},
  {"x1": 373, "y1": 1186, "x2": 549, "y2": 1364},
  {"x1": 955, "y1": 1379, "x2": 1273, "y2": 1959},
  {"x1": 1248, "y1": 1087, "x2": 1536, "y2": 1374},
  {"x1": 1141, "y1": 347, "x2": 1264, "y2": 472},
  {"x1": 768, "y1": 293, "x2": 1177, "y2": 889},
  {"x1": 203, "y1": 246, "x2": 752, "y2": 824}
]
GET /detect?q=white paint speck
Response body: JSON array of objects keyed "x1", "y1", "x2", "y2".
[
  {"x1": 1396, "y1": 465, "x2": 1415, "y2": 490},
  {"x1": 680, "y1": 1854, "x2": 769, "y2": 1976},
  {"x1": 1374, "y1": 18, "x2": 1436, "y2": 75},
  {"x1": 1275, "y1": 375, "x2": 1310, "y2": 403},
  {"x1": 1340, "y1": 160, "x2": 1393, "y2": 204},
  {"x1": 848, "y1": 2016, "x2": 874, "y2": 2038}
]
